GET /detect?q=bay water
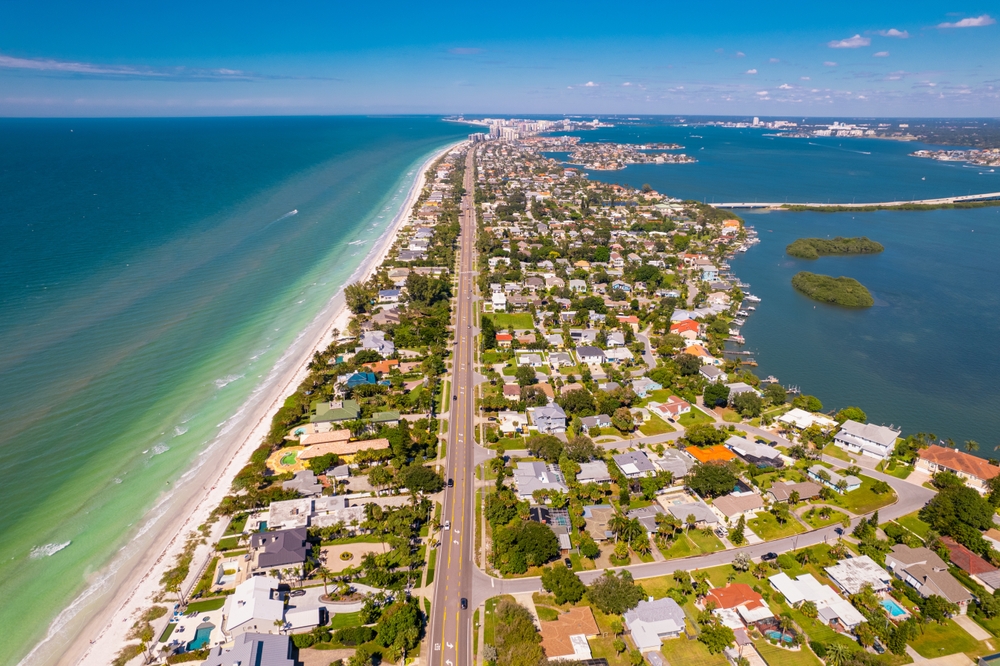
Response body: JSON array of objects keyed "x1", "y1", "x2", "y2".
[{"x1": 0, "y1": 117, "x2": 466, "y2": 664}]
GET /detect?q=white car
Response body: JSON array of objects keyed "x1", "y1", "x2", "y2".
[{"x1": 444, "y1": 521, "x2": 451, "y2": 530}]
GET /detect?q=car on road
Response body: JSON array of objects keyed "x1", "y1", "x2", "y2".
[
  {"x1": 444, "y1": 521, "x2": 450, "y2": 530},
  {"x1": 761, "y1": 552, "x2": 778, "y2": 562},
  {"x1": 448, "y1": 478, "x2": 454, "y2": 488},
  {"x1": 460, "y1": 598, "x2": 468, "y2": 610},
  {"x1": 453, "y1": 395, "x2": 457, "y2": 401}
]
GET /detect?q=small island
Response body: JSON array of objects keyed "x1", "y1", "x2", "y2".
[
  {"x1": 786, "y1": 236, "x2": 884, "y2": 259},
  {"x1": 792, "y1": 271, "x2": 874, "y2": 307}
]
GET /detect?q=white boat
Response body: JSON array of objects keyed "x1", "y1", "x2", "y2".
[
  {"x1": 729, "y1": 328, "x2": 742, "y2": 336},
  {"x1": 736, "y1": 310, "x2": 749, "y2": 317},
  {"x1": 746, "y1": 306, "x2": 756, "y2": 311},
  {"x1": 733, "y1": 318, "x2": 746, "y2": 326},
  {"x1": 745, "y1": 294, "x2": 761, "y2": 302}
]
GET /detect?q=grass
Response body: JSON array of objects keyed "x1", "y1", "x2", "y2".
[
  {"x1": 719, "y1": 408, "x2": 743, "y2": 423},
  {"x1": 755, "y1": 639, "x2": 822, "y2": 666},
  {"x1": 659, "y1": 638, "x2": 728, "y2": 666},
  {"x1": 973, "y1": 613, "x2": 1000, "y2": 637},
  {"x1": 223, "y1": 514, "x2": 248, "y2": 536},
  {"x1": 884, "y1": 462, "x2": 914, "y2": 479},
  {"x1": 662, "y1": 530, "x2": 725, "y2": 559},
  {"x1": 589, "y1": 636, "x2": 631, "y2": 666},
  {"x1": 192, "y1": 556, "x2": 219, "y2": 596},
  {"x1": 327, "y1": 611, "x2": 364, "y2": 630},
  {"x1": 486, "y1": 313, "x2": 535, "y2": 330},
  {"x1": 909, "y1": 619, "x2": 986, "y2": 659},
  {"x1": 678, "y1": 407, "x2": 715, "y2": 427},
  {"x1": 158, "y1": 623, "x2": 176, "y2": 643},
  {"x1": 896, "y1": 511, "x2": 932, "y2": 540},
  {"x1": 821, "y1": 443, "x2": 853, "y2": 462},
  {"x1": 475, "y1": 489, "x2": 483, "y2": 566},
  {"x1": 831, "y1": 475, "x2": 897, "y2": 514},
  {"x1": 425, "y1": 547, "x2": 437, "y2": 585},
  {"x1": 473, "y1": 610, "x2": 480, "y2": 657},
  {"x1": 662, "y1": 535, "x2": 695, "y2": 559},
  {"x1": 217, "y1": 536, "x2": 241, "y2": 551},
  {"x1": 747, "y1": 512, "x2": 806, "y2": 540},
  {"x1": 483, "y1": 596, "x2": 508, "y2": 647},
  {"x1": 688, "y1": 529, "x2": 726, "y2": 554},
  {"x1": 639, "y1": 414, "x2": 676, "y2": 436},
  {"x1": 801, "y1": 508, "x2": 849, "y2": 529},
  {"x1": 536, "y1": 606, "x2": 560, "y2": 621},
  {"x1": 185, "y1": 597, "x2": 226, "y2": 613}
]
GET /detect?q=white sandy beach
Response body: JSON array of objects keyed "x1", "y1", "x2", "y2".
[{"x1": 41, "y1": 139, "x2": 464, "y2": 666}]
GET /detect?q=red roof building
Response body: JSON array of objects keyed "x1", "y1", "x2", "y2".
[{"x1": 941, "y1": 536, "x2": 997, "y2": 575}]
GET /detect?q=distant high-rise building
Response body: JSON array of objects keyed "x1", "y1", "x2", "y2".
[{"x1": 752, "y1": 117, "x2": 760, "y2": 126}]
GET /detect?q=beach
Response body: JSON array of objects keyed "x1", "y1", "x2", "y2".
[{"x1": 38, "y1": 139, "x2": 463, "y2": 666}]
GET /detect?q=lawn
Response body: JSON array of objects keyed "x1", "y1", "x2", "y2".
[
  {"x1": 223, "y1": 514, "x2": 248, "y2": 536},
  {"x1": 688, "y1": 529, "x2": 726, "y2": 554},
  {"x1": 909, "y1": 619, "x2": 986, "y2": 659},
  {"x1": 482, "y1": 350, "x2": 504, "y2": 365},
  {"x1": 831, "y1": 475, "x2": 897, "y2": 514},
  {"x1": 425, "y1": 547, "x2": 437, "y2": 585},
  {"x1": 639, "y1": 414, "x2": 676, "y2": 436},
  {"x1": 216, "y1": 536, "x2": 241, "y2": 551},
  {"x1": 185, "y1": 597, "x2": 226, "y2": 613},
  {"x1": 536, "y1": 606, "x2": 560, "y2": 621},
  {"x1": 473, "y1": 610, "x2": 480, "y2": 657},
  {"x1": 589, "y1": 636, "x2": 631, "y2": 666},
  {"x1": 678, "y1": 407, "x2": 715, "y2": 427},
  {"x1": 755, "y1": 640, "x2": 822, "y2": 666},
  {"x1": 801, "y1": 508, "x2": 849, "y2": 530},
  {"x1": 660, "y1": 638, "x2": 728, "y2": 666},
  {"x1": 883, "y1": 462, "x2": 913, "y2": 480},
  {"x1": 747, "y1": 512, "x2": 806, "y2": 541},
  {"x1": 661, "y1": 530, "x2": 725, "y2": 559},
  {"x1": 662, "y1": 535, "x2": 694, "y2": 559},
  {"x1": 895, "y1": 511, "x2": 932, "y2": 540},
  {"x1": 158, "y1": 623, "x2": 176, "y2": 643},
  {"x1": 327, "y1": 611, "x2": 363, "y2": 630},
  {"x1": 483, "y1": 596, "x2": 510, "y2": 647},
  {"x1": 821, "y1": 443, "x2": 853, "y2": 462},
  {"x1": 486, "y1": 313, "x2": 535, "y2": 330}
]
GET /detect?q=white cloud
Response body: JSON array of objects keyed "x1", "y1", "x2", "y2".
[
  {"x1": 824, "y1": 61, "x2": 838, "y2": 66},
  {"x1": 756, "y1": 90, "x2": 769, "y2": 96},
  {"x1": 584, "y1": 81, "x2": 598, "y2": 87},
  {"x1": 736, "y1": 51, "x2": 746, "y2": 58},
  {"x1": 828, "y1": 34, "x2": 871, "y2": 48},
  {"x1": 779, "y1": 83, "x2": 793, "y2": 89},
  {"x1": 937, "y1": 15, "x2": 995, "y2": 28},
  {"x1": 769, "y1": 58, "x2": 780, "y2": 63},
  {"x1": 878, "y1": 28, "x2": 910, "y2": 38},
  {"x1": 874, "y1": 51, "x2": 890, "y2": 57},
  {"x1": 622, "y1": 82, "x2": 632, "y2": 86},
  {"x1": 801, "y1": 76, "x2": 811, "y2": 80},
  {"x1": 745, "y1": 69, "x2": 758, "y2": 74}
]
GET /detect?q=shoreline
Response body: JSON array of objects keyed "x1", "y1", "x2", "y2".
[{"x1": 36, "y1": 139, "x2": 463, "y2": 666}]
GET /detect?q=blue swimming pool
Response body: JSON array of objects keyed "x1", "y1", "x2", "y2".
[
  {"x1": 186, "y1": 624, "x2": 213, "y2": 651},
  {"x1": 881, "y1": 599, "x2": 906, "y2": 617},
  {"x1": 765, "y1": 630, "x2": 793, "y2": 643}
]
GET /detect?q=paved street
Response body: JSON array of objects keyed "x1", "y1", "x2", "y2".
[{"x1": 426, "y1": 147, "x2": 477, "y2": 666}]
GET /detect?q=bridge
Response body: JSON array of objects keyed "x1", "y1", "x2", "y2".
[{"x1": 709, "y1": 190, "x2": 1000, "y2": 209}]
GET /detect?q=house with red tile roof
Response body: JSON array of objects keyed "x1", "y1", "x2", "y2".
[
  {"x1": 705, "y1": 584, "x2": 774, "y2": 626},
  {"x1": 941, "y1": 536, "x2": 997, "y2": 575},
  {"x1": 539, "y1": 607, "x2": 599, "y2": 661},
  {"x1": 916, "y1": 445, "x2": 1000, "y2": 494}
]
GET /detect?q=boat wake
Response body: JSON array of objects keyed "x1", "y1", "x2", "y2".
[
  {"x1": 30, "y1": 542, "x2": 72, "y2": 559},
  {"x1": 214, "y1": 374, "x2": 244, "y2": 389},
  {"x1": 347, "y1": 239, "x2": 368, "y2": 246}
]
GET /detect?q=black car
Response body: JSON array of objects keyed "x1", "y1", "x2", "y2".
[
  {"x1": 289, "y1": 589, "x2": 306, "y2": 597},
  {"x1": 873, "y1": 641, "x2": 885, "y2": 655},
  {"x1": 453, "y1": 395, "x2": 457, "y2": 401},
  {"x1": 448, "y1": 478, "x2": 454, "y2": 488},
  {"x1": 460, "y1": 598, "x2": 468, "y2": 610},
  {"x1": 564, "y1": 558, "x2": 573, "y2": 568},
  {"x1": 761, "y1": 552, "x2": 778, "y2": 562}
]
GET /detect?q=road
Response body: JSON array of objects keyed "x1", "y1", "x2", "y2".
[
  {"x1": 708, "y1": 190, "x2": 1000, "y2": 209},
  {"x1": 427, "y1": 146, "x2": 477, "y2": 666}
]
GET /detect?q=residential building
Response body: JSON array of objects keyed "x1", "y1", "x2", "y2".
[
  {"x1": 807, "y1": 464, "x2": 861, "y2": 493},
  {"x1": 579, "y1": 414, "x2": 612, "y2": 433},
  {"x1": 916, "y1": 445, "x2": 1000, "y2": 494},
  {"x1": 359, "y1": 330, "x2": 395, "y2": 356},
  {"x1": 712, "y1": 493, "x2": 764, "y2": 523},
  {"x1": 202, "y1": 633, "x2": 293, "y2": 666},
  {"x1": 699, "y1": 366, "x2": 726, "y2": 383},
  {"x1": 281, "y1": 470, "x2": 322, "y2": 496},
  {"x1": 725, "y1": 382, "x2": 758, "y2": 398},
  {"x1": 532, "y1": 402, "x2": 567, "y2": 434},
  {"x1": 777, "y1": 408, "x2": 837, "y2": 431},
  {"x1": 577, "y1": 461, "x2": 612, "y2": 484},
  {"x1": 623, "y1": 598, "x2": 687, "y2": 650},
  {"x1": 377, "y1": 289, "x2": 401, "y2": 303},
  {"x1": 497, "y1": 410, "x2": 528, "y2": 435},
  {"x1": 825, "y1": 555, "x2": 892, "y2": 595},
  {"x1": 885, "y1": 544, "x2": 973, "y2": 613},
  {"x1": 726, "y1": 436, "x2": 783, "y2": 468},
  {"x1": 941, "y1": 536, "x2": 998, "y2": 576},
  {"x1": 652, "y1": 396, "x2": 691, "y2": 421},
  {"x1": 513, "y1": 462, "x2": 569, "y2": 499},
  {"x1": 540, "y1": 607, "x2": 600, "y2": 662},
  {"x1": 651, "y1": 449, "x2": 694, "y2": 480},
  {"x1": 667, "y1": 500, "x2": 719, "y2": 527},
  {"x1": 631, "y1": 377, "x2": 663, "y2": 398},
  {"x1": 311, "y1": 399, "x2": 361, "y2": 426},
  {"x1": 222, "y1": 577, "x2": 285, "y2": 637},
  {"x1": 249, "y1": 528, "x2": 309, "y2": 576},
  {"x1": 576, "y1": 346, "x2": 606, "y2": 365},
  {"x1": 767, "y1": 481, "x2": 821, "y2": 503},
  {"x1": 833, "y1": 420, "x2": 901, "y2": 460},
  {"x1": 627, "y1": 505, "x2": 666, "y2": 534},
  {"x1": 705, "y1": 584, "x2": 774, "y2": 626},
  {"x1": 685, "y1": 445, "x2": 737, "y2": 465},
  {"x1": 583, "y1": 505, "x2": 615, "y2": 541},
  {"x1": 613, "y1": 451, "x2": 657, "y2": 478}
]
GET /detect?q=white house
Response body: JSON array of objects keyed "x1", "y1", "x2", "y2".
[
  {"x1": 222, "y1": 577, "x2": 285, "y2": 638},
  {"x1": 825, "y1": 555, "x2": 892, "y2": 595},
  {"x1": 833, "y1": 420, "x2": 900, "y2": 460},
  {"x1": 623, "y1": 598, "x2": 687, "y2": 650}
]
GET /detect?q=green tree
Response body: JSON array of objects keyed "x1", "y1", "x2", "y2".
[
  {"x1": 835, "y1": 406, "x2": 867, "y2": 423},
  {"x1": 540, "y1": 565, "x2": 586, "y2": 604},
  {"x1": 526, "y1": 434, "x2": 563, "y2": 463},
  {"x1": 612, "y1": 407, "x2": 635, "y2": 432},
  {"x1": 703, "y1": 382, "x2": 730, "y2": 408},
  {"x1": 920, "y1": 594, "x2": 958, "y2": 623},
  {"x1": 729, "y1": 515, "x2": 746, "y2": 546},
  {"x1": 493, "y1": 599, "x2": 545, "y2": 666},
  {"x1": 684, "y1": 423, "x2": 728, "y2": 447},
  {"x1": 586, "y1": 571, "x2": 645, "y2": 615},
  {"x1": 698, "y1": 623, "x2": 735, "y2": 654},
  {"x1": 687, "y1": 463, "x2": 738, "y2": 498},
  {"x1": 563, "y1": 435, "x2": 599, "y2": 462},
  {"x1": 345, "y1": 282, "x2": 374, "y2": 314},
  {"x1": 792, "y1": 394, "x2": 823, "y2": 412},
  {"x1": 763, "y1": 383, "x2": 787, "y2": 405},
  {"x1": 675, "y1": 353, "x2": 701, "y2": 376},
  {"x1": 400, "y1": 465, "x2": 444, "y2": 494},
  {"x1": 515, "y1": 364, "x2": 538, "y2": 387},
  {"x1": 731, "y1": 391, "x2": 763, "y2": 418}
]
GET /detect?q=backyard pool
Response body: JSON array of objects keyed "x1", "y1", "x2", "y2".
[
  {"x1": 881, "y1": 599, "x2": 907, "y2": 618},
  {"x1": 765, "y1": 630, "x2": 793, "y2": 644},
  {"x1": 186, "y1": 624, "x2": 214, "y2": 651}
]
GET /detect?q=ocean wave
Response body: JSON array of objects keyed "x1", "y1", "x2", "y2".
[
  {"x1": 214, "y1": 374, "x2": 244, "y2": 389},
  {"x1": 30, "y1": 542, "x2": 71, "y2": 559},
  {"x1": 173, "y1": 425, "x2": 189, "y2": 437},
  {"x1": 347, "y1": 239, "x2": 368, "y2": 246},
  {"x1": 151, "y1": 444, "x2": 170, "y2": 456}
]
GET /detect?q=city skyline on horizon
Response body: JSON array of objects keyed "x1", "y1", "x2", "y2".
[{"x1": 1, "y1": 0, "x2": 998, "y2": 117}]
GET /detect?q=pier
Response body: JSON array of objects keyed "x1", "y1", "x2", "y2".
[{"x1": 708, "y1": 190, "x2": 1000, "y2": 209}]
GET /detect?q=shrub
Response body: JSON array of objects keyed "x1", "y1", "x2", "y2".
[{"x1": 334, "y1": 626, "x2": 377, "y2": 646}]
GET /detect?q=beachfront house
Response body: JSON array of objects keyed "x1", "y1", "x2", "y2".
[
  {"x1": 916, "y1": 445, "x2": 1000, "y2": 494},
  {"x1": 222, "y1": 576, "x2": 285, "y2": 638},
  {"x1": 833, "y1": 420, "x2": 900, "y2": 460},
  {"x1": 202, "y1": 633, "x2": 293, "y2": 666},
  {"x1": 249, "y1": 528, "x2": 309, "y2": 577}
]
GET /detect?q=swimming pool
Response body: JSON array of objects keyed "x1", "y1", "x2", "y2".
[
  {"x1": 186, "y1": 624, "x2": 213, "y2": 651},
  {"x1": 765, "y1": 630, "x2": 793, "y2": 643},
  {"x1": 881, "y1": 599, "x2": 906, "y2": 617}
]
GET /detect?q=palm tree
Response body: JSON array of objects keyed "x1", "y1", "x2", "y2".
[
  {"x1": 273, "y1": 618, "x2": 285, "y2": 635},
  {"x1": 966, "y1": 440, "x2": 980, "y2": 453},
  {"x1": 609, "y1": 514, "x2": 630, "y2": 543},
  {"x1": 317, "y1": 567, "x2": 333, "y2": 597},
  {"x1": 825, "y1": 642, "x2": 852, "y2": 666}
]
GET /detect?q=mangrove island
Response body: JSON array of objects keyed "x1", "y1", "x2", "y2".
[
  {"x1": 791, "y1": 271, "x2": 875, "y2": 307},
  {"x1": 786, "y1": 236, "x2": 884, "y2": 259}
]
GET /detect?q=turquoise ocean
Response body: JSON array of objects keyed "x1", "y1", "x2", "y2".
[
  {"x1": 575, "y1": 122, "x2": 1000, "y2": 447},
  {"x1": 0, "y1": 117, "x2": 466, "y2": 664}
]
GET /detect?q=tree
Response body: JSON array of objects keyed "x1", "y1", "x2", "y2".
[
  {"x1": 920, "y1": 594, "x2": 958, "y2": 623},
  {"x1": 732, "y1": 552, "x2": 752, "y2": 571},
  {"x1": 515, "y1": 364, "x2": 538, "y2": 387},
  {"x1": 729, "y1": 515, "x2": 746, "y2": 546},
  {"x1": 526, "y1": 434, "x2": 563, "y2": 463},
  {"x1": 675, "y1": 353, "x2": 701, "y2": 375},
  {"x1": 369, "y1": 465, "x2": 393, "y2": 494},
  {"x1": 558, "y1": 389, "x2": 597, "y2": 416},
  {"x1": 493, "y1": 599, "x2": 545, "y2": 666},
  {"x1": 564, "y1": 435, "x2": 599, "y2": 462},
  {"x1": 612, "y1": 407, "x2": 635, "y2": 433},
  {"x1": 345, "y1": 282, "x2": 374, "y2": 314},
  {"x1": 763, "y1": 383, "x2": 787, "y2": 405},
  {"x1": 587, "y1": 571, "x2": 645, "y2": 615},
  {"x1": 612, "y1": 639, "x2": 626, "y2": 655},
  {"x1": 801, "y1": 600, "x2": 818, "y2": 619},
  {"x1": 698, "y1": 623, "x2": 735, "y2": 654},
  {"x1": 966, "y1": 440, "x2": 980, "y2": 453},
  {"x1": 835, "y1": 406, "x2": 866, "y2": 423},
  {"x1": 541, "y1": 565, "x2": 586, "y2": 604},
  {"x1": 731, "y1": 391, "x2": 763, "y2": 418},
  {"x1": 400, "y1": 465, "x2": 444, "y2": 494},
  {"x1": 704, "y1": 382, "x2": 730, "y2": 408},
  {"x1": 684, "y1": 423, "x2": 728, "y2": 447},
  {"x1": 824, "y1": 642, "x2": 852, "y2": 666},
  {"x1": 375, "y1": 599, "x2": 423, "y2": 652},
  {"x1": 687, "y1": 463, "x2": 738, "y2": 498},
  {"x1": 855, "y1": 621, "x2": 875, "y2": 648},
  {"x1": 792, "y1": 394, "x2": 823, "y2": 412}
]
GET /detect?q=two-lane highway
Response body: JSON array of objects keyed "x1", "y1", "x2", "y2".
[{"x1": 427, "y1": 145, "x2": 478, "y2": 666}]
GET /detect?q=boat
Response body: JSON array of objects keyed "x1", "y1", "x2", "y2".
[
  {"x1": 729, "y1": 328, "x2": 742, "y2": 336},
  {"x1": 732, "y1": 318, "x2": 746, "y2": 326},
  {"x1": 736, "y1": 281, "x2": 749, "y2": 288},
  {"x1": 762, "y1": 375, "x2": 779, "y2": 384},
  {"x1": 744, "y1": 294, "x2": 761, "y2": 302},
  {"x1": 736, "y1": 310, "x2": 749, "y2": 317},
  {"x1": 728, "y1": 335, "x2": 745, "y2": 344},
  {"x1": 746, "y1": 306, "x2": 756, "y2": 311}
]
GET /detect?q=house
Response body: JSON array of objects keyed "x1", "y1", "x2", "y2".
[
  {"x1": 767, "y1": 481, "x2": 821, "y2": 503},
  {"x1": 377, "y1": 289, "x2": 401, "y2": 303},
  {"x1": 497, "y1": 410, "x2": 528, "y2": 435},
  {"x1": 579, "y1": 414, "x2": 612, "y2": 433},
  {"x1": 667, "y1": 500, "x2": 719, "y2": 527},
  {"x1": 705, "y1": 584, "x2": 774, "y2": 626},
  {"x1": 807, "y1": 464, "x2": 861, "y2": 493},
  {"x1": 652, "y1": 449, "x2": 695, "y2": 480},
  {"x1": 540, "y1": 607, "x2": 600, "y2": 662},
  {"x1": 372, "y1": 308, "x2": 401, "y2": 326},
  {"x1": 249, "y1": 527, "x2": 309, "y2": 577},
  {"x1": 576, "y1": 346, "x2": 606, "y2": 366},
  {"x1": 725, "y1": 382, "x2": 759, "y2": 398},
  {"x1": 492, "y1": 291, "x2": 508, "y2": 312},
  {"x1": 311, "y1": 399, "x2": 361, "y2": 425},
  {"x1": 885, "y1": 544, "x2": 973, "y2": 613},
  {"x1": 503, "y1": 384, "x2": 523, "y2": 399},
  {"x1": 202, "y1": 633, "x2": 293, "y2": 666},
  {"x1": 577, "y1": 461, "x2": 612, "y2": 484},
  {"x1": 496, "y1": 333, "x2": 513, "y2": 347},
  {"x1": 548, "y1": 352, "x2": 574, "y2": 369},
  {"x1": 362, "y1": 359, "x2": 400, "y2": 374},
  {"x1": 266, "y1": 496, "x2": 371, "y2": 531},
  {"x1": 513, "y1": 462, "x2": 569, "y2": 499},
  {"x1": 344, "y1": 371, "x2": 377, "y2": 389},
  {"x1": 627, "y1": 505, "x2": 666, "y2": 534},
  {"x1": 359, "y1": 330, "x2": 395, "y2": 356},
  {"x1": 604, "y1": 347, "x2": 633, "y2": 364},
  {"x1": 517, "y1": 353, "x2": 545, "y2": 368},
  {"x1": 712, "y1": 493, "x2": 765, "y2": 523},
  {"x1": 631, "y1": 377, "x2": 663, "y2": 398},
  {"x1": 825, "y1": 555, "x2": 892, "y2": 595},
  {"x1": 726, "y1": 436, "x2": 783, "y2": 468},
  {"x1": 769, "y1": 572, "x2": 842, "y2": 607},
  {"x1": 833, "y1": 420, "x2": 901, "y2": 460},
  {"x1": 916, "y1": 445, "x2": 1000, "y2": 494},
  {"x1": 607, "y1": 331, "x2": 626, "y2": 347},
  {"x1": 682, "y1": 345, "x2": 720, "y2": 366},
  {"x1": 940, "y1": 536, "x2": 998, "y2": 576},
  {"x1": 700, "y1": 366, "x2": 727, "y2": 383},
  {"x1": 777, "y1": 408, "x2": 837, "y2": 431},
  {"x1": 222, "y1": 577, "x2": 285, "y2": 637},
  {"x1": 569, "y1": 279, "x2": 588, "y2": 293},
  {"x1": 670, "y1": 319, "x2": 700, "y2": 340},
  {"x1": 583, "y1": 505, "x2": 616, "y2": 541},
  {"x1": 613, "y1": 451, "x2": 657, "y2": 479},
  {"x1": 685, "y1": 445, "x2": 737, "y2": 465},
  {"x1": 623, "y1": 598, "x2": 687, "y2": 650},
  {"x1": 282, "y1": 470, "x2": 323, "y2": 496},
  {"x1": 652, "y1": 396, "x2": 691, "y2": 422},
  {"x1": 532, "y1": 402, "x2": 567, "y2": 434}
]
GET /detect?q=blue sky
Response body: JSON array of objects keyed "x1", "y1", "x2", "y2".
[{"x1": 1, "y1": 0, "x2": 997, "y2": 117}]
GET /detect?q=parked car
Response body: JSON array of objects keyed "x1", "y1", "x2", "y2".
[
  {"x1": 761, "y1": 552, "x2": 778, "y2": 562},
  {"x1": 564, "y1": 558, "x2": 573, "y2": 568},
  {"x1": 289, "y1": 590, "x2": 306, "y2": 597}
]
